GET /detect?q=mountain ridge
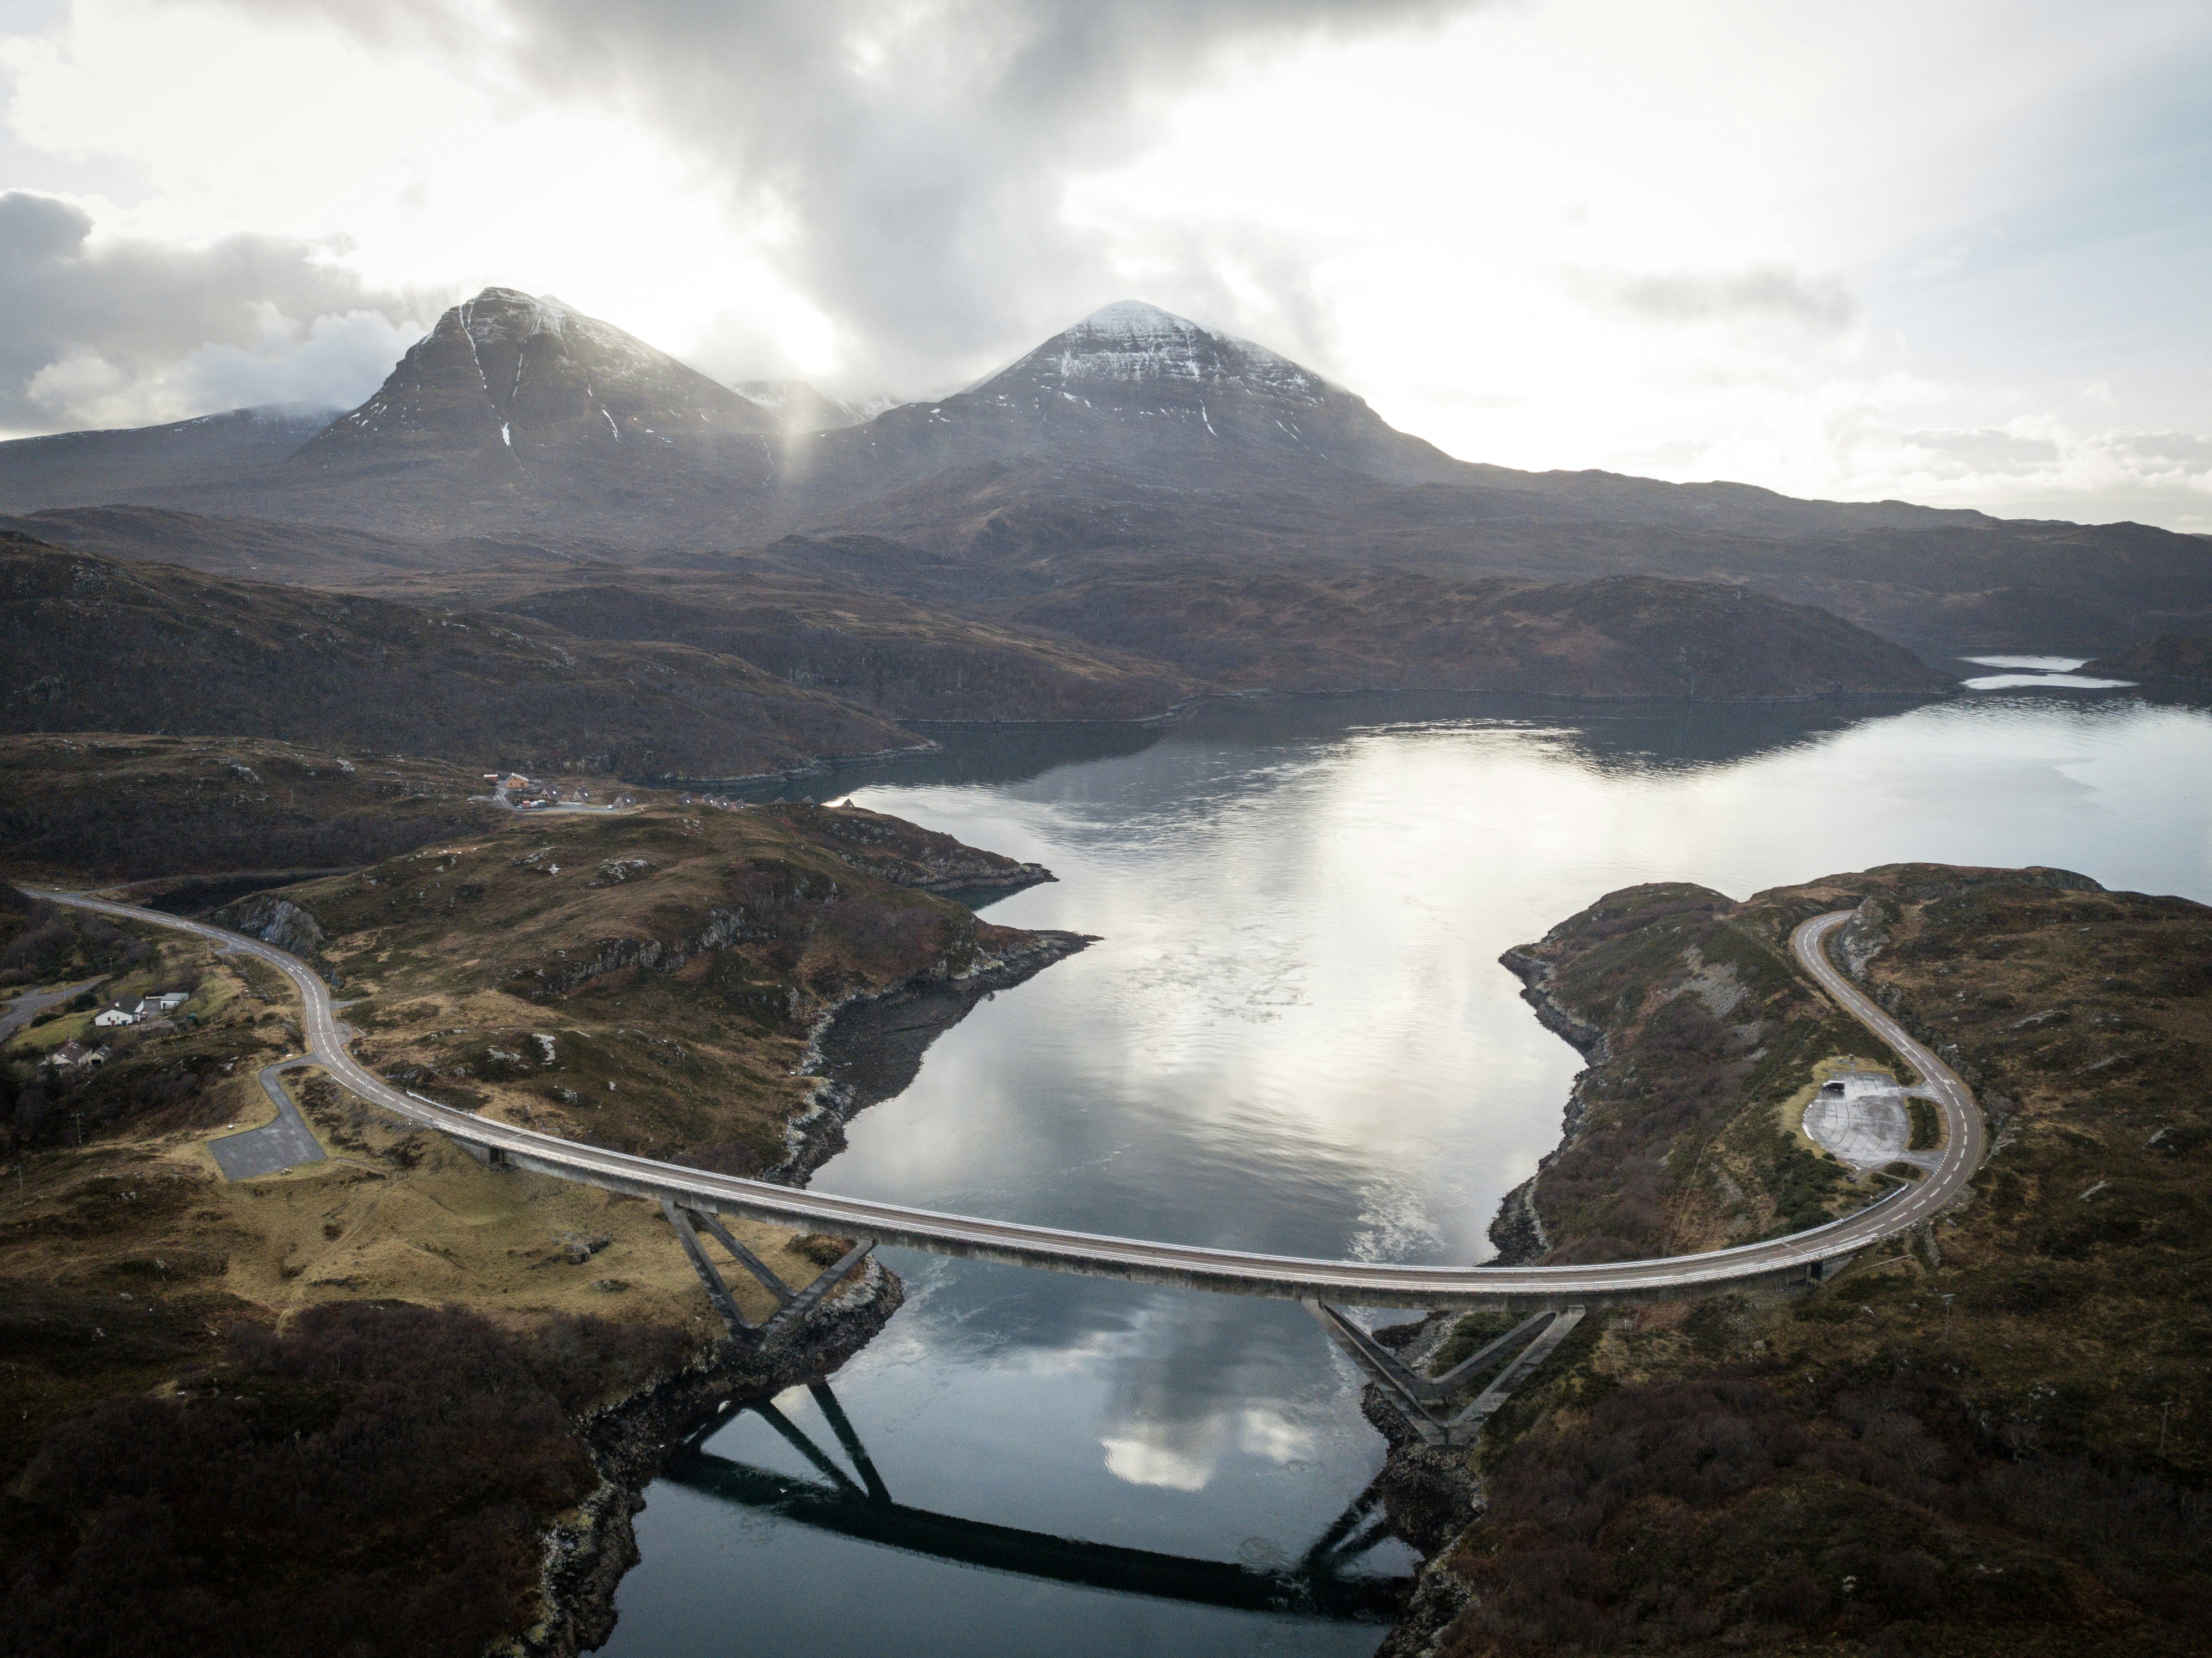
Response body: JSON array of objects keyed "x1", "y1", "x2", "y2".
[{"x1": 0, "y1": 289, "x2": 2204, "y2": 654}]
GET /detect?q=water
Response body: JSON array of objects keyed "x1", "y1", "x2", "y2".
[
  {"x1": 1957, "y1": 653, "x2": 2138, "y2": 690},
  {"x1": 605, "y1": 688, "x2": 2212, "y2": 1658}
]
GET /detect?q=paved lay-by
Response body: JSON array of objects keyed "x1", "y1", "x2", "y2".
[
  {"x1": 43, "y1": 894, "x2": 1983, "y2": 1311},
  {"x1": 1804, "y1": 1067, "x2": 1944, "y2": 1177},
  {"x1": 206, "y1": 1059, "x2": 328, "y2": 1180}
]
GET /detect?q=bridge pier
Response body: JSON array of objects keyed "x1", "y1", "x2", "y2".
[
  {"x1": 660, "y1": 1198, "x2": 875, "y2": 1344},
  {"x1": 1308, "y1": 1300, "x2": 1587, "y2": 1447}
]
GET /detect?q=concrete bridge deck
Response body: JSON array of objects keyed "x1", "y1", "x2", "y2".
[{"x1": 45, "y1": 894, "x2": 1982, "y2": 1312}]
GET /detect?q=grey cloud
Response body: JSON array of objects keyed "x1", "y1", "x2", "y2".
[
  {"x1": 0, "y1": 191, "x2": 434, "y2": 433},
  {"x1": 234, "y1": 0, "x2": 1472, "y2": 392},
  {"x1": 1564, "y1": 263, "x2": 1858, "y2": 334},
  {"x1": 1899, "y1": 427, "x2": 2063, "y2": 469}
]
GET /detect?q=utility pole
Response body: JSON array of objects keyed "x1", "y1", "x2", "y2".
[{"x1": 1939, "y1": 1293, "x2": 1955, "y2": 1340}]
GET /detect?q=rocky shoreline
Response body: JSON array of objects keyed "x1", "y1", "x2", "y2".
[
  {"x1": 1361, "y1": 941, "x2": 1612, "y2": 1655},
  {"x1": 769, "y1": 926, "x2": 1094, "y2": 1185},
  {"x1": 1485, "y1": 944, "x2": 1605, "y2": 1265},
  {"x1": 502, "y1": 922, "x2": 1090, "y2": 1654},
  {"x1": 501, "y1": 1259, "x2": 906, "y2": 1658}
]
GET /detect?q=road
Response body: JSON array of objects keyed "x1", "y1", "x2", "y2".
[
  {"x1": 1789, "y1": 908, "x2": 1984, "y2": 1230},
  {"x1": 44, "y1": 894, "x2": 1983, "y2": 1311},
  {"x1": 0, "y1": 977, "x2": 106, "y2": 1044}
]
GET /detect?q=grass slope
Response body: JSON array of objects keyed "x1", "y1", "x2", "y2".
[
  {"x1": 0, "y1": 787, "x2": 1072, "y2": 1654},
  {"x1": 0, "y1": 538, "x2": 916, "y2": 779},
  {"x1": 0, "y1": 733, "x2": 500, "y2": 886},
  {"x1": 1413, "y1": 866, "x2": 2212, "y2": 1657}
]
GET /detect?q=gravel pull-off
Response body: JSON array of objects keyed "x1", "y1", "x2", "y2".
[
  {"x1": 1803, "y1": 1071, "x2": 1942, "y2": 1175},
  {"x1": 208, "y1": 1060, "x2": 328, "y2": 1179}
]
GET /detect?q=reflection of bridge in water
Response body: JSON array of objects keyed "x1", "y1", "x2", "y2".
[{"x1": 669, "y1": 1382, "x2": 1409, "y2": 1622}]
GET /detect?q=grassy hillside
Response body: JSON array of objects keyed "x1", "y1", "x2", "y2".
[
  {"x1": 2088, "y1": 633, "x2": 2212, "y2": 698},
  {"x1": 0, "y1": 733, "x2": 500, "y2": 884},
  {"x1": 1007, "y1": 566, "x2": 1956, "y2": 699},
  {"x1": 0, "y1": 787, "x2": 1078, "y2": 1654},
  {"x1": 359, "y1": 561, "x2": 1195, "y2": 723},
  {"x1": 0, "y1": 537, "x2": 917, "y2": 780},
  {"x1": 1398, "y1": 866, "x2": 2212, "y2": 1657},
  {"x1": 251, "y1": 796, "x2": 1073, "y2": 1164}
]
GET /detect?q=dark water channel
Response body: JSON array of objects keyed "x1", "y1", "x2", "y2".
[{"x1": 606, "y1": 688, "x2": 2212, "y2": 1657}]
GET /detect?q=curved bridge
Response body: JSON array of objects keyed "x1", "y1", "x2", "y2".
[{"x1": 48, "y1": 894, "x2": 1981, "y2": 1312}]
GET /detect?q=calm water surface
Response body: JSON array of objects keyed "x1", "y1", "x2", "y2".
[{"x1": 607, "y1": 690, "x2": 2212, "y2": 1658}]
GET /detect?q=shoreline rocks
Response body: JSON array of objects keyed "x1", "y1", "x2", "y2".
[
  {"x1": 501, "y1": 1258, "x2": 905, "y2": 1658},
  {"x1": 511, "y1": 919, "x2": 1087, "y2": 1651},
  {"x1": 769, "y1": 927, "x2": 1094, "y2": 1185}
]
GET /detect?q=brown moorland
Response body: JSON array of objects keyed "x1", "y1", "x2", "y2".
[
  {"x1": 0, "y1": 537, "x2": 919, "y2": 780},
  {"x1": 1389, "y1": 866, "x2": 2212, "y2": 1658},
  {"x1": 0, "y1": 733, "x2": 501, "y2": 889},
  {"x1": 0, "y1": 782, "x2": 1076, "y2": 1655}
]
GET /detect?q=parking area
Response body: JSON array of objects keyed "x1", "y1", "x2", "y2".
[
  {"x1": 1804, "y1": 1069, "x2": 1943, "y2": 1175},
  {"x1": 208, "y1": 1061, "x2": 328, "y2": 1180}
]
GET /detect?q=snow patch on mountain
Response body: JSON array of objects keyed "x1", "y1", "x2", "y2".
[{"x1": 988, "y1": 300, "x2": 1325, "y2": 407}]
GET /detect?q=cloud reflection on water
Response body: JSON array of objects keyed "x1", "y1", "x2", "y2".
[{"x1": 605, "y1": 689, "x2": 2212, "y2": 1658}]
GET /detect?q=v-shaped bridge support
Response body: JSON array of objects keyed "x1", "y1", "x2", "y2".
[
  {"x1": 1305, "y1": 1300, "x2": 1587, "y2": 1447},
  {"x1": 662, "y1": 1199, "x2": 875, "y2": 1345}
]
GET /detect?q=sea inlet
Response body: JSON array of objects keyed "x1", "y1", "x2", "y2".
[{"x1": 606, "y1": 684, "x2": 2212, "y2": 1658}]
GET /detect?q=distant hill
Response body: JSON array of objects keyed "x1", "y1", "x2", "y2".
[
  {"x1": 0, "y1": 536, "x2": 918, "y2": 780},
  {"x1": 998, "y1": 565, "x2": 1956, "y2": 700},
  {"x1": 809, "y1": 459, "x2": 2212, "y2": 657},
  {"x1": 0, "y1": 504, "x2": 477, "y2": 586},
  {"x1": 2, "y1": 508, "x2": 1196, "y2": 723},
  {"x1": 337, "y1": 561, "x2": 1197, "y2": 724},
  {"x1": 2087, "y1": 633, "x2": 2212, "y2": 697},
  {"x1": 0, "y1": 292, "x2": 2204, "y2": 655},
  {"x1": 0, "y1": 405, "x2": 334, "y2": 516}
]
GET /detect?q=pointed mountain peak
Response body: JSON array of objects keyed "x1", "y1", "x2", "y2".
[
  {"x1": 297, "y1": 288, "x2": 779, "y2": 472},
  {"x1": 979, "y1": 299, "x2": 1314, "y2": 402},
  {"x1": 1068, "y1": 300, "x2": 1205, "y2": 339},
  {"x1": 873, "y1": 297, "x2": 1456, "y2": 489}
]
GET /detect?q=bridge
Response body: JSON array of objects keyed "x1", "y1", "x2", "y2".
[{"x1": 48, "y1": 895, "x2": 1981, "y2": 1443}]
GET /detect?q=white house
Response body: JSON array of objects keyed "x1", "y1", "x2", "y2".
[{"x1": 93, "y1": 1007, "x2": 136, "y2": 1028}]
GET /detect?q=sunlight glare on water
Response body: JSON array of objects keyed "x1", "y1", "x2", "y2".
[{"x1": 605, "y1": 690, "x2": 2212, "y2": 1658}]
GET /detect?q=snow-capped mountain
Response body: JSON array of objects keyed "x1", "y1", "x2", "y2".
[
  {"x1": 295, "y1": 288, "x2": 783, "y2": 476},
  {"x1": 792, "y1": 301, "x2": 1463, "y2": 498},
  {"x1": 977, "y1": 300, "x2": 1338, "y2": 429}
]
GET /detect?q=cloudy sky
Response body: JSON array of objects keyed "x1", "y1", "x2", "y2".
[{"x1": 3, "y1": 0, "x2": 2208, "y2": 528}]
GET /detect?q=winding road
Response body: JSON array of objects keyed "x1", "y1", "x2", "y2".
[{"x1": 44, "y1": 895, "x2": 1982, "y2": 1311}]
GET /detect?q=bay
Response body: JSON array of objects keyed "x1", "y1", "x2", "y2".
[{"x1": 605, "y1": 688, "x2": 2212, "y2": 1657}]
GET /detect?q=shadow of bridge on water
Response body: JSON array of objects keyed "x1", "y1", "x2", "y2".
[{"x1": 663, "y1": 1382, "x2": 1412, "y2": 1622}]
